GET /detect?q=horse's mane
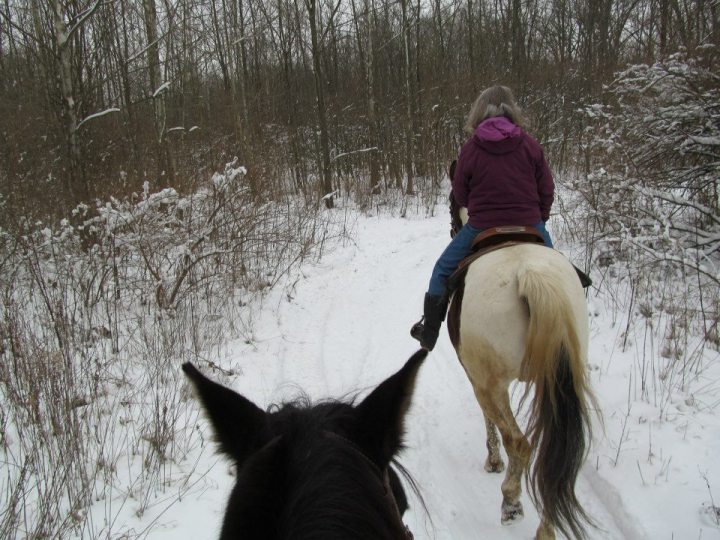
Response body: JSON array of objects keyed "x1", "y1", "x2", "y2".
[{"x1": 253, "y1": 398, "x2": 411, "y2": 540}]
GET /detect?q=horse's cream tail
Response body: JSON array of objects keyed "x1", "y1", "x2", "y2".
[
  {"x1": 517, "y1": 259, "x2": 596, "y2": 540},
  {"x1": 517, "y1": 261, "x2": 590, "y2": 415}
]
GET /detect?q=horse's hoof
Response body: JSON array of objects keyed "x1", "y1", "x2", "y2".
[
  {"x1": 501, "y1": 500, "x2": 524, "y2": 525},
  {"x1": 484, "y1": 458, "x2": 505, "y2": 473}
]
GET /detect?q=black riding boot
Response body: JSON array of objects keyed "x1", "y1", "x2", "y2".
[
  {"x1": 410, "y1": 293, "x2": 449, "y2": 351},
  {"x1": 574, "y1": 265, "x2": 593, "y2": 288}
]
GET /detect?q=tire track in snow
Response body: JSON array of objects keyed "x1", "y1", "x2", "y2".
[
  {"x1": 300, "y1": 218, "x2": 445, "y2": 396},
  {"x1": 579, "y1": 466, "x2": 649, "y2": 540}
]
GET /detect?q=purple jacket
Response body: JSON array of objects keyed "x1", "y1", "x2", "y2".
[{"x1": 452, "y1": 116, "x2": 554, "y2": 229}]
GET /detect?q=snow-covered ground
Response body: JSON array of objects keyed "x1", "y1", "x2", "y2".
[{"x1": 103, "y1": 208, "x2": 720, "y2": 539}]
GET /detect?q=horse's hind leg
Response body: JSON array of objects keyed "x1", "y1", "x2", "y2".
[
  {"x1": 483, "y1": 415, "x2": 505, "y2": 473},
  {"x1": 472, "y1": 384, "x2": 530, "y2": 525},
  {"x1": 536, "y1": 517, "x2": 556, "y2": 540}
]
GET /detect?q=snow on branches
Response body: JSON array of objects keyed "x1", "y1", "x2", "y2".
[{"x1": 582, "y1": 47, "x2": 720, "y2": 285}]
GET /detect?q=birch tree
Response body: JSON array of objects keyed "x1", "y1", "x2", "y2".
[
  {"x1": 49, "y1": 0, "x2": 101, "y2": 204},
  {"x1": 143, "y1": 0, "x2": 174, "y2": 180}
]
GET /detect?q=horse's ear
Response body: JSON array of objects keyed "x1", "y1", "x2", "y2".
[
  {"x1": 355, "y1": 349, "x2": 427, "y2": 466},
  {"x1": 182, "y1": 363, "x2": 270, "y2": 465}
]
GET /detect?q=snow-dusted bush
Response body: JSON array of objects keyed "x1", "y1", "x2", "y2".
[
  {"x1": 571, "y1": 48, "x2": 719, "y2": 397},
  {"x1": 581, "y1": 47, "x2": 719, "y2": 282},
  {"x1": 0, "y1": 161, "x2": 350, "y2": 538}
]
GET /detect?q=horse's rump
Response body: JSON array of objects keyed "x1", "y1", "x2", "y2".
[
  {"x1": 450, "y1": 243, "x2": 597, "y2": 539},
  {"x1": 451, "y1": 243, "x2": 586, "y2": 374}
]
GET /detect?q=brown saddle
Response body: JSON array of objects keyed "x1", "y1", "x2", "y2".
[{"x1": 447, "y1": 226, "x2": 545, "y2": 292}]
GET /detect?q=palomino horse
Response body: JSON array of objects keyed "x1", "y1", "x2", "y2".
[
  {"x1": 447, "y1": 179, "x2": 597, "y2": 539},
  {"x1": 182, "y1": 349, "x2": 427, "y2": 540}
]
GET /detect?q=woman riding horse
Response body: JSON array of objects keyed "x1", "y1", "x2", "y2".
[
  {"x1": 412, "y1": 86, "x2": 597, "y2": 539},
  {"x1": 411, "y1": 85, "x2": 554, "y2": 351}
]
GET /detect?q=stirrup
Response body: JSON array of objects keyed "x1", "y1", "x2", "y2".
[{"x1": 410, "y1": 318, "x2": 425, "y2": 341}]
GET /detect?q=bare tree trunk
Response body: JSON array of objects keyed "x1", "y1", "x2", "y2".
[
  {"x1": 413, "y1": 0, "x2": 423, "y2": 177},
  {"x1": 305, "y1": 0, "x2": 333, "y2": 208},
  {"x1": 234, "y1": 0, "x2": 250, "y2": 130},
  {"x1": 401, "y1": 0, "x2": 414, "y2": 195},
  {"x1": 352, "y1": 0, "x2": 381, "y2": 195},
  {"x1": 143, "y1": 0, "x2": 174, "y2": 181},
  {"x1": 116, "y1": 0, "x2": 139, "y2": 171},
  {"x1": 366, "y1": 0, "x2": 381, "y2": 195},
  {"x1": 179, "y1": 0, "x2": 190, "y2": 132},
  {"x1": 597, "y1": 0, "x2": 611, "y2": 80},
  {"x1": 670, "y1": 0, "x2": 689, "y2": 47},
  {"x1": 50, "y1": 0, "x2": 87, "y2": 204},
  {"x1": 510, "y1": 0, "x2": 526, "y2": 82},
  {"x1": 269, "y1": 0, "x2": 306, "y2": 195},
  {"x1": 223, "y1": 0, "x2": 247, "y2": 162},
  {"x1": 209, "y1": 0, "x2": 229, "y2": 90},
  {"x1": 467, "y1": 0, "x2": 475, "y2": 80},
  {"x1": 0, "y1": 3, "x2": 6, "y2": 90},
  {"x1": 578, "y1": 0, "x2": 598, "y2": 93},
  {"x1": 659, "y1": 0, "x2": 669, "y2": 53}
]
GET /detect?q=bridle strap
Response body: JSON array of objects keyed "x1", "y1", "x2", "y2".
[
  {"x1": 323, "y1": 431, "x2": 413, "y2": 539},
  {"x1": 382, "y1": 468, "x2": 414, "y2": 539}
]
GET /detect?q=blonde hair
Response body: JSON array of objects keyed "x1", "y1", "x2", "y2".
[{"x1": 464, "y1": 85, "x2": 527, "y2": 134}]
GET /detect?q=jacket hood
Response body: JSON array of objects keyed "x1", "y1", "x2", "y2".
[{"x1": 473, "y1": 116, "x2": 523, "y2": 154}]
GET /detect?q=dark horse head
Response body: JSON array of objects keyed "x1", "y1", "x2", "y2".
[{"x1": 182, "y1": 349, "x2": 427, "y2": 540}]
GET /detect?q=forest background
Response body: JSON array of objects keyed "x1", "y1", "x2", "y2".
[
  {"x1": 0, "y1": 0, "x2": 719, "y2": 538},
  {"x1": 1, "y1": 0, "x2": 717, "y2": 218}
]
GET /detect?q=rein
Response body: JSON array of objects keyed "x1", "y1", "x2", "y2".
[{"x1": 323, "y1": 430, "x2": 414, "y2": 540}]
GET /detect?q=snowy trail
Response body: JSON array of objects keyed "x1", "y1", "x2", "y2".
[
  {"x1": 203, "y1": 212, "x2": 630, "y2": 539},
  {"x1": 142, "y1": 209, "x2": 720, "y2": 539}
]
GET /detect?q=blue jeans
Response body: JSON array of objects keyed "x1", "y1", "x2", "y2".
[
  {"x1": 535, "y1": 221, "x2": 553, "y2": 248},
  {"x1": 427, "y1": 222, "x2": 553, "y2": 297}
]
